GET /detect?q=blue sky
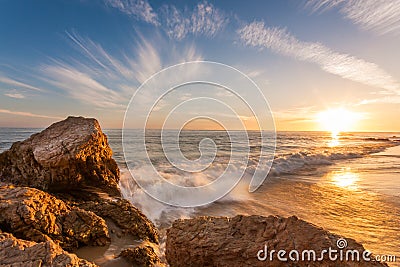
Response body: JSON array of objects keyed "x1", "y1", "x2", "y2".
[{"x1": 0, "y1": 0, "x2": 399, "y2": 131}]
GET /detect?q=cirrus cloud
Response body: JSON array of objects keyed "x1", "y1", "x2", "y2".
[
  {"x1": 38, "y1": 31, "x2": 203, "y2": 109},
  {"x1": 0, "y1": 76, "x2": 44, "y2": 92},
  {"x1": 104, "y1": 0, "x2": 228, "y2": 41},
  {"x1": 0, "y1": 109, "x2": 63, "y2": 120},
  {"x1": 4, "y1": 92, "x2": 25, "y2": 99},
  {"x1": 305, "y1": 0, "x2": 400, "y2": 36},
  {"x1": 160, "y1": 1, "x2": 228, "y2": 40},
  {"x1": 237, "y1": 21, "x2": 399, "y2": 92},
  {"x1": 104, "y1": 0, "x2": 159, "y2": 25}
]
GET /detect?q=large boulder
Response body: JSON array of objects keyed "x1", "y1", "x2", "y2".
[
  {"x1": 0, "y1": 231, "x2": 98, "y2": 267},
  {"x1": 166, "y1": 215, "x2": 388, "y2": 267},
  {"x1": 0, "y1": 116, "x2": 120, "y2": 196},
  {"x1": 0, "y1": 184, "x2": 110, "y2": 251}
]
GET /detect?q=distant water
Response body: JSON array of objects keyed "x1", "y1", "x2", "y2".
[{"x1": 1, "y1": 128, "x2": 399, "y2": 263}]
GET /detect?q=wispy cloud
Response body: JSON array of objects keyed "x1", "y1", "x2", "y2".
[
  {"x1": 43, "y1": 33, "x2": 158, "y2": 108},
  {"x1": 0, "y1": 76, "x2": 44, "y2": 92},
  {"x1": 41, "y1": 64, "x2": 124, "y2": 108},
  {"x1": 39, "y1": 31, "x2": 202, "y2": 109},
  {"x1": 65, "y1": 30, "x2": 201, "y2": 83},
  {"x1": 0, "y1": 109, "x2": 63, "y2": 119},
  {"x1": 105, "y1": 0, "x2": 228, "y2": 40},
  {"x1": 358, "y1": 95, "x2": 400, "y2": 105},
  {"x1": 160, "y1": 5, "x2": 189, "y2": 41},
  {"x1": 273, "y1": 106, "x2": 317, "y2": 123},
  {"x1": 65, "y1": 30, "x2": 137, "y2": 83},
  {"x1": 4, "y1": 92, "x2": 25, "y2": 99},
  {"x1": 305, "y1": 0, "x2": 400, "y2": 35},
  {"x1": 160, "y1": 1, "x2": 228, "y2": 40},
  {"x1": 124, "y1": 37, "x2": 162, "y2": 84},
  {"x1": 237, "y1": 22, "x2": 399, "y2": 92},
  {"x1": 104, "y1": 0, "x2": 159, "y2": 25}
]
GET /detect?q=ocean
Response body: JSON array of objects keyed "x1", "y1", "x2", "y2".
[{"x1": 1, "y1": 128, "x2": 399, "y2": 264}]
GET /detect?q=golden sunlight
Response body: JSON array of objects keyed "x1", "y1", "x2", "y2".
[
  {"x1": 327, "y1": 168, "x2": 359, "y2": 189},
  {"x1": 316, "y1": 108, "x2": 362, "y2": 135}
]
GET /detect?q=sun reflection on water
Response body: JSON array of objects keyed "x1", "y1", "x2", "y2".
[
  {"x1": 327, "y1": 167, "x2": 359, "y2": 189},
  {"x1": 328, "y1": 132, "x2": 340, "y2": 147}
]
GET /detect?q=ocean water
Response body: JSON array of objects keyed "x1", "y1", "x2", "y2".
[{"x1": 1, "y1": 128, "x2": 399, "y2": 264}]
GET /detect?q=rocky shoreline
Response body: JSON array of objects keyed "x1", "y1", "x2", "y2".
[{"x1": 0, "y1": 117, "x2": 389, "y2": 266}]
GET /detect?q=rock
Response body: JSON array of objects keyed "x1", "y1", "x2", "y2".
[
  {"x1": 0, "y1": 231, "x2": 98, "y2": 267},
  {"x1": 0, "y1": 116, "x2": 120, "y2": 196},
  {"x1": 0, "y1": 184, "x2": 110, "y2": 251},
  {"x1": 0, "y1": 116, "x2": 162, "y2": 265},
  {"x1": 64, "y1": 195, "x2": 159, "y2": 244},
  {"x1": 166, "y1": 215, "x2": 388, "y2": 267},
  {"x1": 118, "y1": 245, "x2": 160, "y2": 267}
]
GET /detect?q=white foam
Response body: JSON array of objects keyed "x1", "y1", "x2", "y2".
[
  {"x1": 119, "y1": 164, "x2": 252, "y2": 225},
  {"x1": 118, "y1": 138, "x2": 395, "y2": 224}
]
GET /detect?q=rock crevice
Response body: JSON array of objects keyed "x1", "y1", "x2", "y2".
[{"x1": 0, "y1": 184, "x2": 110, "y2": 252}]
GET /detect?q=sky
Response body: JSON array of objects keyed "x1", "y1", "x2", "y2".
[{"x1": 0, "y1": 0, "x2": 399, "y2": 131}]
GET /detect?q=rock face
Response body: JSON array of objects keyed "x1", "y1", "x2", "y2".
[
  {"x1": 118, "y1": 245, "x2": 160, "y2": 267},
  {"x1": 56, "y1": 188, "x2": 159, "y2": 245},
  {"x1": 0, "y1": 184, "x2": 110, "y2": 251},
  {"x1": 0, "y1": 231, "x2": 98, "y2": 267},
  {"x1": 75, "y1": 197, "x2": 159, "y2": 244},
  {"x1": 0, "y1": 116, "x2": 120, "y2": 196},
  {"x1": 166, "y1": 215, "x2": 388, "y2": 267}
]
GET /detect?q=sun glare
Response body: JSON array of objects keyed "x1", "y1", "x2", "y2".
[
  {"x1": 327, "y1": 168, "x2": 359, "y2": 189},
  {"x1": 317, "y1": 108, "x2": 362, "y2": 135}
]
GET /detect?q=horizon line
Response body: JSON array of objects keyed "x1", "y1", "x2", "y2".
[{"x1": 1, "y1": 126, "x2": 399, "y2": 134}]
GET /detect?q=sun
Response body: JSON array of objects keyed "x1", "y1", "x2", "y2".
[{"x1": 316, "y1": 108, "x2": 362, "y2": 135}]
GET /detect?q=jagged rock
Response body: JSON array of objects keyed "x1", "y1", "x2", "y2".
[
  {"x1": 118, "y1": 245, "x2": 160, "y2": 267},
  {"x1": 0, "y1": 116, "x2": 161, "y2": 265},
  {"x1": 166, "y1": 215, "x2": 388, "y2": 267},
  {"x1": 0, "y1": 184, "x2": 110, "y2": 251},
  {"x1": 78, "y1": 198, "x2": 159, "y2": 244},
  {"x1": 60, "y1": 192, "x2": 159, "y2": 244},
  {"x1": 0, "y1": 116, "x2": 120, "y2": 196},
  {"x1": 0, "y1": 231, "x2": 98, "y2": 267}
]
